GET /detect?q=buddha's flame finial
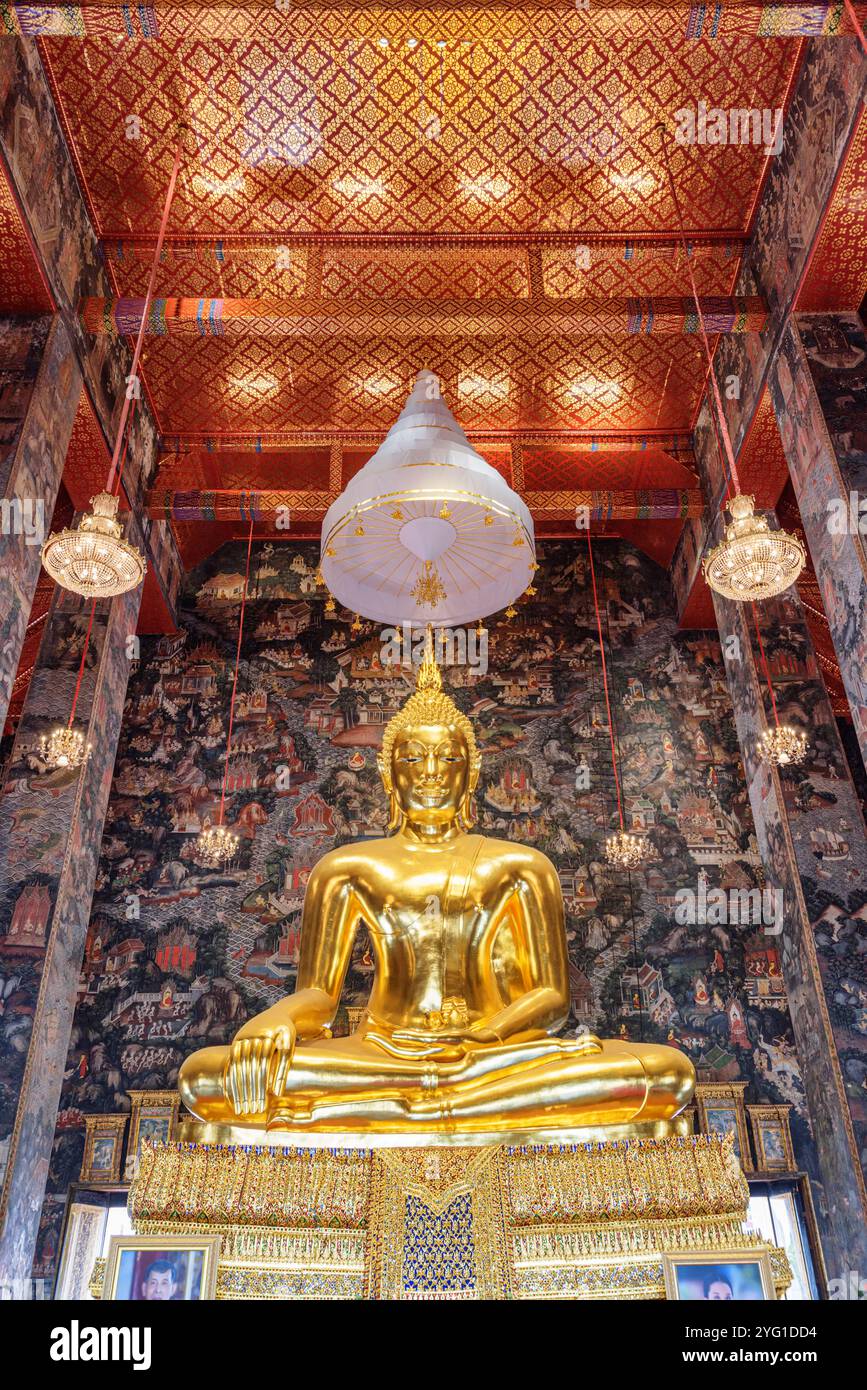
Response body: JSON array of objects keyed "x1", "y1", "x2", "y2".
[{"x1": 416, "y1": 624, "x2": 442, "y2": 693}]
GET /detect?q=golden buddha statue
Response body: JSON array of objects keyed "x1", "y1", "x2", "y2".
[{"x1": 179, "y1": 649, "x2": 694, "y2": 1140}]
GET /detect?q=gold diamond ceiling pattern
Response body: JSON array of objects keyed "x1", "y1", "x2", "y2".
[{"x1": 38, "y1": 9, "x2": 805, "y2": 567}]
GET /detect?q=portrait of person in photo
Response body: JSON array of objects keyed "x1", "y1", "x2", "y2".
[
  {"x1": 672, "y1": 1259, "x2": 769, "y2": 1301},
  {"x1": 138, "y1": 1256, "x2": 180, "y2": 1301},
  {"x1": 105, "y1": 1236, "x2": 221, "y2": 1301}
]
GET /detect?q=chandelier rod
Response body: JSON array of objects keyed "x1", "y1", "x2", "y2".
[
  {"x1": 217, "y1": 514, "x2": 255, "y2": 828},
  {"x1": 105, "y1": 132, "x2": 184, "y2": 498},
  {"x1": 67, "y1": 600, "x2": 97, "y2": 730},
  {"x1": 586, "y1": 530, "x2": 625, "y2": 834},
  {"x1": 659, "y1": 125, "x2": 742, "y2": 500},
  {"x1": 751, "y1": 601, "x2": 782, "y2": 730}
]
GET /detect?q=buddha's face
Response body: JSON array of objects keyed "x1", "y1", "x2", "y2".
[{"x1": 391, "y1": 722, "x2": 470, "y2": 828}]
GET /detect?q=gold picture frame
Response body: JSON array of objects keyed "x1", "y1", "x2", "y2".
[
  {"x1": 695, "y1": 1082, "x2": 753, "y2": 1172},
  {"x1": 663, "y1": 1250, "x2": 776, "y2": 1301},
  {"x1": 747, "y1": 1104, "x2": 796, "y2": 1172},
  {"x1": 103, "y1": 1234, "x2": 222, "y2": 1301},
  {"x1": 125, "y1": 1090, "x2": 180, "y2": 1180},
  {"x1": 80, "y1": 1114, "x2": 127, "y2": 1184}
]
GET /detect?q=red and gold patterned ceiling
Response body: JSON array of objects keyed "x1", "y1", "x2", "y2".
[
  {"x1": 37, "y1": 10, "x2": 804, "y2": 456},
  {"x1": 0, "y1": 5, "x2": 857, "y2": 580}
]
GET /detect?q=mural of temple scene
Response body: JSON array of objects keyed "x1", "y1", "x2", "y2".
[{"x1": 0, "y1": 1, "x2": 866, "y2": 1321}]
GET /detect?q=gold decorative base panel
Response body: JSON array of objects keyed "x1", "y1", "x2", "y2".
[{"x1": 93, "y1": 1133, "x2": 791, "y2": 1300}]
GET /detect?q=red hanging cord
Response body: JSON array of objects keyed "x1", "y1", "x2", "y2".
[
  {"x1": 587, "y1": 531, "x2": 625, "y2": 833},
  {"x1": 105, "y1": 133, "x2": 184, "y2": 498},
  {"x1": 751, "y1": 601, "x2": 781, "y2": 729},
  {"x1": 659, "y1": 126, "x2": 742, "y2": 500},
  {"x1": 217, "y1": 516, "x2": 256, "y2": 827},
  {"x1": 67, "y1": 600, "x2": 97, "y2": 728}
]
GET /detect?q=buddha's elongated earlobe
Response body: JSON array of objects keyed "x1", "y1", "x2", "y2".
[
  {"x1": 387, "y1": 791, "x2": 403, "y2": 832},
  {"x1": 458, "y1": 792, "x2": 476, "y2": 830}
]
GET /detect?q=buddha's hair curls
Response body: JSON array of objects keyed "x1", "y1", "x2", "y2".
[{"x1": 376, "y1": 644, "x2": 481, "y2": 800}]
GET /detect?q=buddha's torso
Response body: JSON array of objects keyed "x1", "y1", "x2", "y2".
[{"x1": 331, "y1": 832, "x2": 531, "y2": 1038}]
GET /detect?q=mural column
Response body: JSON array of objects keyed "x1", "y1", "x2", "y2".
[
  {"x1": 0, "y1": 314, "x2": 82, "y2": 731},
  {"x1": 0, "y1": 571, "x2": 141, "y2": 1289},
  {"x1": 768, "y1": 313, "x2": 867, "y2": 767},
  {"x1": 709, "y1": 533, "x2": 867, "y2": 1276}
]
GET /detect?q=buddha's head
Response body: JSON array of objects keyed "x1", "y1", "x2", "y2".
[{"x1": 378, "y1": 643, "x2": 481, "y2": 832}]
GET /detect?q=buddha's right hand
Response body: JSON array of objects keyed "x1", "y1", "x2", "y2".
[{"x1": 223, "y1": 1017, "x2": 297, "y2": 1116}]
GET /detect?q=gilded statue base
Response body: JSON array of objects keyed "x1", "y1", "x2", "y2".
[{"x1": 92, "y1": 1130, "x2": 791, "y2": 1300}]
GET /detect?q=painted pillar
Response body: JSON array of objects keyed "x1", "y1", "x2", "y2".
[
  {"x1": 0, "y1": 572, "x2": 141, "y2": 1288},
  {"x1": 768, "y1": 313, "x2": 867, "y2": 766},
  {"x1": 709, "y1": 531, "x2": 867, "y2": 1274},
  {"x1": 0, "y1": 315, "x2": 82, "y2": 732}
]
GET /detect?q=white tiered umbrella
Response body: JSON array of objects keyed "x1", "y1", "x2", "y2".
[{"x1": 320, "y1": 372, "x2": 535, "y2": 627}]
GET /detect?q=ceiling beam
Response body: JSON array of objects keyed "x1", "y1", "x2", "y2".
[
  {"x1": 158, "y1": 429, "x2": 696, "y2": 453},
  {"x1": 145, "y1": 486, "x2": 704, "y2": 522},
  {"x1": 81, "y1": 294, "x2": 767, "y2": 338},
  {"x1": 101, "y1": 233, "x2": 749, "y2": 255},
  {"x1": 6, "y1": 0, "x2": 865, "y2": 43}
]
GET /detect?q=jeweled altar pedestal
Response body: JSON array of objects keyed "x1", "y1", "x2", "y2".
[{"x1": 92, "y1": 1122, "x2": 791, "y2": 1300}]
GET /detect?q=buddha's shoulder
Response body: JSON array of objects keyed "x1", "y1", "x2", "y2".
[
  {"x1": 476, "y1": 835, "x2": 559, "y2": 877},
  {"x1": 308, "y1": 839, "x2": 393, "y2": 875}
]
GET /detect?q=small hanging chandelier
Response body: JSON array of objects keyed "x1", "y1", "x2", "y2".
[
  {"x1": 40, "y1": 724, "x2": 91, "y2": 770},
  {"x1": 320, "y1": 371, "x2": 535, "y2": 627},
  {"x1": 758, "y1": 724, "x2": 808, "y2": 767},
  {"x1": 702, "y1": 495, "x2": 806, "y2": 603},
  {"x1": 42, "y1": 137, "x2": 184, "y2": 600},
  {"x1": 41, "y1": 492, "x2": 146, "y2": 598},
  {"x1": 196, "y1": 823, "x2": 239, "y2": 867},
  {"x1": 660, "y1": 130, "x2": 804, "y2": 606},
  {"x1": 605, "y1": 830, "x2": 646, "y2": 871},
  {"x1": 38, "y1": 600, "x2": 97, "y2": 771},
  {"x1": 751, "y1": 602, "x2": 809, "y2": 768}
]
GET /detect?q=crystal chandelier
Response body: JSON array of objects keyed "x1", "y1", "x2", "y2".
[
  {"x1": 702, "y1": 495, "x2": 806, "y2": 603},
  {"x1": 41, "y1": 492, "x2": 147, "y2": 599},
  {"x1": 605, "y1": 830, "x2": 646, "y2": 871},
  {"x1": 39, "y1": 725, "x2": 91, "y2": 770},
  {"x1": 659, "y1": 130, "x2": 805, "y2": 607},
  {"x1": 196, "y1": 824, "x2": 239, "y2": 867},
  {"x1": 758, "y1": 724, "x2": 808, "y2": 767}
]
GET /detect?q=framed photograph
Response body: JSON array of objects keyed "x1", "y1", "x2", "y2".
[
  {"x1": 80, "y1": 1114, "x2": 128, "y2": 1184},
  {"x1": 695, "y1": 1082, "x2": 753, "y2": 1172},
  {"x1": 125, "y1": 1090, "x2": 180, "y2": 1180},
  {"x1": 747, "y1": 1105, "x2": 796, "y2": 1172},
  {"x1": 663, "y1": 1251, "x2": 776, "y2": 1301},
  {"x1": 103, "y1": 1235, "x2": 221, "y2": 1302}
]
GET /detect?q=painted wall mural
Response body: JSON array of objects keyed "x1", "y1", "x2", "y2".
[
  {"x1": 770, "y1": 314, "x2": 867, "y2": 763},
  {"x1": 32, "y1": 539, "x2": 833, "y2": 1275}
]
